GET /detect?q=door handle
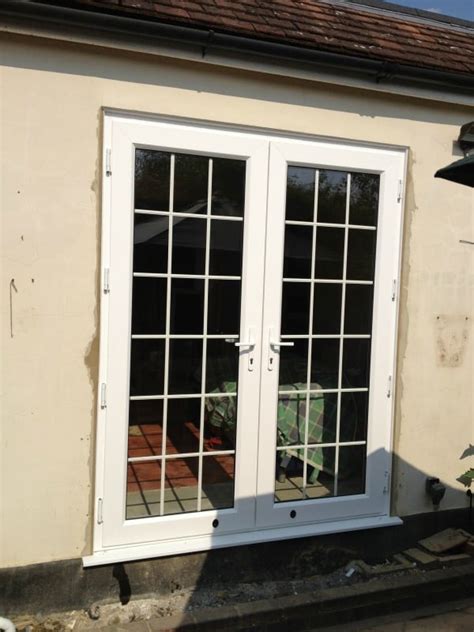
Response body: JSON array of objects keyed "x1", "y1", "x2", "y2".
[
  {"x1": 270, "y1": 340, "x2": 294, "y2": 348},
  {"x1": 227, "y1": 329, "x2": 256, "y2": 371},
  {"x1": 234, "y1": 340, "x2": 255, "y2": 348},
  {"x1": 268, "y1": 329, "x2": 294, "y2": 371}
]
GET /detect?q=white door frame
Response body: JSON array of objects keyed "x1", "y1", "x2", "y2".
[{"x1": 84, "y1": 113, "x2": 405, "y2": 567}]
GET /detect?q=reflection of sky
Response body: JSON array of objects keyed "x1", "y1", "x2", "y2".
[
  {"x1": 376, "y1": 0, "x2": 473, "y2": 21},
  {"x1": 288, "y1": 166, "x2": 314, "y2": 189}
]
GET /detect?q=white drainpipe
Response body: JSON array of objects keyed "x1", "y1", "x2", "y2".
[{"x1": 0, "y1": 617, "x2": 16, "y2": 632}]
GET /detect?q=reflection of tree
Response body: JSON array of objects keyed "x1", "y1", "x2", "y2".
[
  {"x1": 286, "y1": 168, "x2": 314, "y2": 214},
  {"x1": 350, "y1": 173, "x2": 379, "y2": 225},
  {"x1": 318, "y1": 170, "x2": 346, "y2": 217},
  {"x1": 135, "y1": 149, "x2": 170, "y2": 210}
]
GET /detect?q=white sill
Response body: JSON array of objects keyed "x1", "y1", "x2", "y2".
[{"x1": 83, "y1": 515, "x2": 402, "y2": 567}]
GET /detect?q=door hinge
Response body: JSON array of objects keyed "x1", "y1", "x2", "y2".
[
  {"x1": 397, "y1": 179, "x2": 403, "y2": 203},
  {"x1": 97, "y1": 498, "x2": 103, "y2": 524},
  {"x1": 100, "y1": 383, "x2": 107, "y2": 409},
  {"x1": 387, "y1": 375, "x2": 392, "y2": 398},
  {"x1": 391, "y1": 278, "x2": 397, "y2": 302},
  {"x1": 383, "y1": 471, "x2": 391, "y2": 495},
  {"x1": 105, "y1": 148, "x2": 112, "y2": 177},
  {"x1": 103, "y1": 268, "x2": 110, "y2": 294}
]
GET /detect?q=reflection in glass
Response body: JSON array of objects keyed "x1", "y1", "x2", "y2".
[
  {"x1": 313, "y1": 283, "x2": 342, "y2": 334},
  {"x1": 279, "y1": 339, "x2": 308, "y2": 386},
  {"x1": 209, "y1": 219, "x2": 243, "y2": 277},
  {"x1": 338, "y1": 446, "x2": 366, "y2": 496},
  {"x1": 212, "y1": 158, "x2": 246, "y2": 217},
  {"x1": 342, "y1": 339, "x2": 371, "y2": 388},
  {"x1": 130, "y1": 340, "x2": 165, "y2": 396},
  {"x1": 350, "y1": 173, "x2": 379, "y2": 226},
  {"x1": 340, "y1": 391, "x2": 368, "y2": 443},
  {"x1": 344, "y1": 284, "x2": 373, "y2": 334},
  {"x1": 286, "y1": 166, "x2": 315, "y2": 222},
  {"x1": 163, "y1": 457, "x2": 199, "y2": 515},
  {"x1": 311, "y1": 339, "x2": 340, "y2": 389},
  {"x1": 207, "y1": 280, "x2": 241, "y2": 335},
  {"x1": 317, "y1": 170, "x2": 347, "y2": 224},
  {"x1": 281, "y1": 283, "x2": 311, "y2": 335},
  {"x1": 283, "y1": 225, "x2": 313, "y2": 278},
  {"x1": 132, "y1": 277, "x2": 167, "y2": 335},
  {"x1": 170, "y1": 278, "x2": 204, "y2": 334},
  {"x1": 133, "y1": 214, "x2": 168, "y2": 273},
  {"x1": 346, "y1": 229, "x2": 377, "y2": 281},
  {"x1": 201, "y1": 455, "x2": 235, "y2": 510},
  {"x1": 168, "y1": 339, "x2": 202, "y2": 394},
  {"x1": 134, "y1": 149, "x2": 170, "y2": 211},
  {"x1": 128, "y1": 400, "x2": 164, "y2": 458},
  {"x1": 126, "y1": 461, "x2": 161, "y2": 519},
  {"x1": 314, "y1": 227, "x2": 344, "y2": 279},
  {"x1": 166, "y1": 398, "x2": 201, "y2": 455},
  {"x1": 174, "y1": 154, "x2": 208, "y2": 214},
  {"x1": 172, "y1": 217, "x2": 206, "y2": 275},
  {"x1": 204, "y1": 395, "x2": 237, "y2": 451},
  {"x1": 205, "y1": 339, "x2": 239, "y2": 392}
]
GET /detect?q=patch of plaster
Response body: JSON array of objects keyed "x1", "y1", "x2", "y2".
[
  {"x1": 435, "y1": 315, "x2": 471, "y2": 368},
  {"x1": 390, "y1": 150, "x2": 416, "y2": 515},
  {"x1": 81, "y1": 110, "x2": 103, "y2": 557}
]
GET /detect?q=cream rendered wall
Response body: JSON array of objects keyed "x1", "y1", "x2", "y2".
[{"x1": 1, "y1": 34, "x2": 473, "y2": 568}]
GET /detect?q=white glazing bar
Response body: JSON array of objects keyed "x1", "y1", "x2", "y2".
[
  {"x1": 283, "y1": 278, "x2": 373, "y2": 285},
  {"x1": 134, "y1": 273, "x2": 241, "y2": 281},
  {"x1": 285, "y1": 219, "x2": 376, "y2": 231},
  {"x1": 276, "y1": 441, "x2": 366, "y2": 452},
  {"x1": 159, "y1": 154, "x2": 175, "y2": 517},
  {"x1": 280, "y1": 334, "x2": 371, "y2": 340},
  {"x1": 132, "y1": 334, "x2": 239, "y2": 340},
  {"x1": 130, "y1": 392, "x2": 238, "y2": 401},
  {"x1": 197, "y1": 158, "x2": 213, "y2": 512},
  {"x1": 128, "y1": 449, "x2": 236, "y2": 464},
  {"x1": 135, "y1": 208, "x2": 243, "y2": 222},
  {"x1": 334, "y1": 173, "x2": 351, "y2": 497},
  {"x1": 278, "y1": 387, "x2": 368, "y2": 395},
  {"x1": 302, "y1": 169, "x2": 319, "y2": 498}
]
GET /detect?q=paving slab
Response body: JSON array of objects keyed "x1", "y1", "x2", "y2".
[{"x1": 418, "y1": 528, "x2": 471, "y2": 554}]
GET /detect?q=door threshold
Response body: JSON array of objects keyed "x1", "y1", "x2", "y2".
[{"x1": 83, "y1": 515, "x2": 402, "y2": 567}]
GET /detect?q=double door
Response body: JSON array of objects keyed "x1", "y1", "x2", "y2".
[{"x1": 91, "y1": 115, "x2": 404, "y2": 562}]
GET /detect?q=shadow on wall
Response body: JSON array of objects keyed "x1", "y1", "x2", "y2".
[{"x1": 1, "y1": 448, "x2": 472, "y2": 618}]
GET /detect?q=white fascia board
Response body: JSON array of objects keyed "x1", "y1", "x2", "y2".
[{"x1": 1, "y1": 20, "x2": 473, "y2": 108}]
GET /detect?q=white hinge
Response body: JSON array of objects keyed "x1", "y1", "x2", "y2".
[
  {"x1": 387, "y1": 375, "x2": 392, "y2": 398},
  {"x1": 397, "y1": 179, "x2": 403, "y2": 203},
  {"x1": 100, "y1": 383, "x2": 107, "y2": 409},
  {"x1": 105, "y1": 148, "x2": 112, "y2": 177},
  {"x1": 97, "y1": 498, "x2": 103, "y2": 524},
  {"x1": 383, "y1": 471, "x2": 391, "y2": 495},
  {"x1": 391, "y1": 278, "x2": 397, "y2": 302},
  {"x1": 103, "y1": 268, "x2": 110, "y2": 294}
]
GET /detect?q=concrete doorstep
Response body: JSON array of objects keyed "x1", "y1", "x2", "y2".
[{"x1": 96, "y1": 560, "x2": 474, "y2": 632}]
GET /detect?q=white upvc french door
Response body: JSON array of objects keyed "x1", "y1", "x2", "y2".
[{"x1": 87, "y1": 114, "x2": 405, "y2": 565}]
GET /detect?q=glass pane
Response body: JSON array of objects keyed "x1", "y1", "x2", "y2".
[
  {"x1": 313, "y1": 283, "x2": 342, "y2": 334},
  {"x1": 279, "y1": 339, "x2": 308, "y2": 386},
  {"x1": 170, "y1": 278, "x2": 204, "y2": 335},
  {"x1": 306, "y1": 447, "x2": 335, "y2": 499},
  {"x1": 309, "y1": 392, "x2": 337, "y2": 444},
  {"x1": 212, "y1": 158, "x2": 246, "y2": 217},
  {"x1": 201, "y1": 454, "x2": 235, "y2": 510},
  {"x1": 340, "y1": 391, "x2": 369, "y2": 443},
  {"x1": 206, "y1": 339, "x2": 239, "y2": 393},
  {"x1": 173, "y1": 154, "x2": 208, "y2": 214},
  {"x1": 163, "y1": 457, "x2": 199, "y2": 515},
  {"x1": 126, "y1": 461, "x2": 161, "y2": 519},
  {"x1": 277, "y1": 391, "x2": 308, "y2": 448},
  {"x1": 311, "y1": 339, "x2": 340, "y2": 389},
  {"x1": 166, "y1": 398, "x2": 201, "y2": 455},
  {"x1": 168, "y1": 339, "x2": 202, "y2": 394},
  {"x1": 134, "y1": 149, "x2": 170, "y2": 212},
  {"x1": 338, "y1": 446, "x2": 366, "y2": 496},
  {"x1": 207, "y1": 280, "x2": 241, "y2": 335},
  {"x1": 317, "y1": 170, "x2": 347, "y2": 224},
  {"x1": 275, "y1": 449, "x2": 304, "y2": 503},
  {"x1": 133, "y1": 214, "x2": 168, "y2": 274},
  {"x1": 128, "y1": 400, "x2": 164, "y2": 458},
  {"x1": 172, "y1": 217, "x2": 206, "y2": 275},
  {"x1": 130, "y1": 340, "x2": 165, "y2": 396},
  {"x1": 343, "y1": 339, "x2": 371, "y2": 388},
  {"x1": 286, "y1": 166, "x2": 315, "y2": 222},
  {"x1": 346, "y1": 229, "x2": 377, "y2": 281},
  {"x1": 350, "y1": 173, "x2": 379, "y2": 226},
  {"x1": 314, "y1": 227, "x2": 344, "y2": 279},
  {"x1": 344, "y1": 284, "x2": 373, "y2": 335},
  {"x1": 281, "y1": 283, "x2": 310, "y2": 335},
  {"x1": 132, "y1": 278, "x2": 166, "y2": 335},
  {"x1": 204, "y1": 395, "x2": 237, "y2": 451},
  {"x1": 283, "y1": 225, "x2": 313, "y2": 278},
  {"x1": 209, "y1": 219, "x2": 243, "y2": 277}
]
